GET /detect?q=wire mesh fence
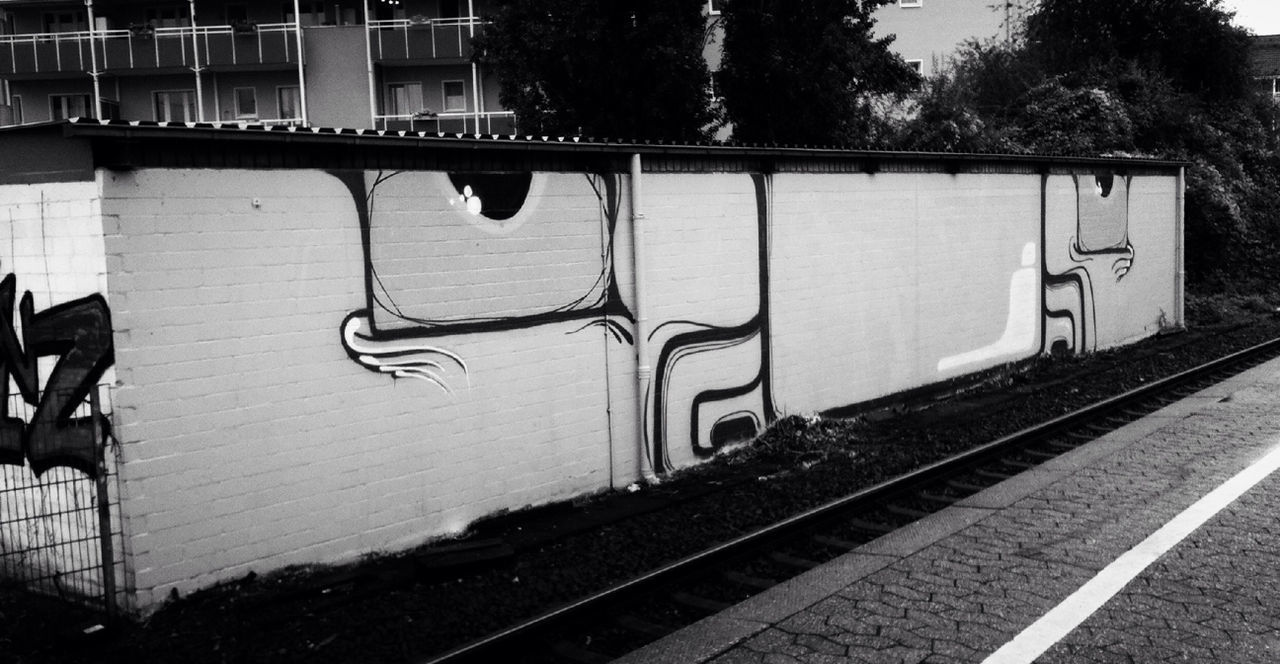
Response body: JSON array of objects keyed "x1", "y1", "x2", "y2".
[{"x1": 0, "y1": 384, "x2": 125, "y2": 616}]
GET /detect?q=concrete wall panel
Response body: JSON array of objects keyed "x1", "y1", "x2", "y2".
[
  {"x1": 87, "y1": 163, "x2": 1180, "y2": 609},
  {"x1": 769, "y1": 173, "x2": 1041, "y2": 414},
  {"x1": 103, "y1": 168, "x2": 622, "y2": 606}
]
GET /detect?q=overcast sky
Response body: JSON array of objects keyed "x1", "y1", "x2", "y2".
[{"x1": 1222, "y1": 0, "x2": 1280, "y2": 35}]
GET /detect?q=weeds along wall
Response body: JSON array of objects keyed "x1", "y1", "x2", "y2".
[{"x1": 2, "y1": 126, "x2": 1182, "y2": 609}]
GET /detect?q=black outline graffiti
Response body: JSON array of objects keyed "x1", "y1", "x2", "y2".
[
  {"x1": 332, "y1": 166, "x2": 1144, "y2": 476},
  {"x1": 1072, "y1": 173, "x2": 1136, "y2": 281},
  {"x1": 446, "y1": 172, "x2": 533, "y2": 221},
  {"x1": 1041, "y1": 173, "x2": 1136, "y2": 355},
  {"x1": 0, "y1": 273, "x2": 113, "y2": 479},
  {"x1": 332, "y1": 169, "x2": 635, "y2": 346},
  {"x1": 650, "y1": 173, "x2": 776, "y2": 469}
]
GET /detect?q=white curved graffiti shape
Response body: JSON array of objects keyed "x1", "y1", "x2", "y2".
[
  {"x1": 938, "y1": 242, "x2": 1040, "y2": 373},
  {"x1": 341, "y1": 313, "x2": 469, "y2": 393}
]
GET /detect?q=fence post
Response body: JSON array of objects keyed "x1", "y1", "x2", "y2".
[{"x1": 90, "y1": 386, "x2": 117, "y2": 621}]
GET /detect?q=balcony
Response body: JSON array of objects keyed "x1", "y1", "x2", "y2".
[
  {"x1": 0, "y1": 23, "x2": 299, "y2": 77},
  {"x1": 375, "y1": 110, "x2": 516, "y2": 134},
  {"x1": 367, "y1": 16, "x2": 482, "y2": 63},
  {"x1": 193, "y1": 23, "x2": 299, "y2": 69}
]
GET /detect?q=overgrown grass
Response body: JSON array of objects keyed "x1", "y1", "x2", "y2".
[{"x1": 1186, "y1": 289, "x2": 1280, "y2": 326}]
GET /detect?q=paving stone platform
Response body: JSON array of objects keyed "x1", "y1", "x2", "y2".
[{"x1": 615, "y1": 357, "x2": 1280, "y2": 664}]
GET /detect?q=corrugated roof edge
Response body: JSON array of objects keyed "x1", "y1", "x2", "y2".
[{"x1": 2, "y1": 117, "x2": 1188, "y2": 170}]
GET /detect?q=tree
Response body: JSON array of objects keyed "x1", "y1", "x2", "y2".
[
  {"x1": 892, "y1": 0, "x2": 1280, "y2": 289},
  {"x1": 1023, "y1": 0, "x2": 1254, "y2": 104},
  {"x1": 717, "y1": 0, "x2": 920, "y2": 147},
  {"x1": 475, "y1": 0, "x2": 716, "y2": 141}
]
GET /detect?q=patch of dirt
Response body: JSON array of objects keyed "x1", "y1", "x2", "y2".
[{"x1": 5, "y1": 315, "x2": 1280, "y2": 664}]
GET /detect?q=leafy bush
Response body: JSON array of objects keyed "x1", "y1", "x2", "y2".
[
  {"x1": 718, "y1": 0, "x2": 919, "y2": 147},
  {"x1": 889, "y1": 0, "x2": 1280, "y2": 291},
  {"x1": 476, "y1": 0, "x2": 716, "y2": 140}
]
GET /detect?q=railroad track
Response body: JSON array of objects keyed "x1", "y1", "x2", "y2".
[{"x1": 421, "y1": 335, "x2": 1280, "y2": 664}]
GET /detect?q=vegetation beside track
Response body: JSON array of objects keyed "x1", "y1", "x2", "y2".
[{"x1": 5, "y1": 309, "x2": 1280, "y2": 664}]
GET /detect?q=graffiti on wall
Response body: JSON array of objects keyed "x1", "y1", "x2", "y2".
[
  {"x1": 332, "y1": 168, "x2": 636, "y2": 394},
  {"x1": 647, "y1": 174, "x2": 776, "y2": 470},
  {"x1": 1043, "y1": 173, "x2": 1136, "y2": 355},
  {"x1": 334, "y1": 167, "x2": 1150, "y2": 477},
  {"x1": 332, "y1": 168, "x2": 778, "y2": 472},
  {"x1": 0, "y1": 271, "x2": 113, "y2": 479}
]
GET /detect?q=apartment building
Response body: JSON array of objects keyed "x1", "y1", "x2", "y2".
[
  {"x1": 0, "y1": 0, "x2": 511, "y2": 132},
  {"x1": 1250, "y1": 34, "x2": 1280, "y2": 98},
  {"x1": 0, "y1": 0, "x2": 1024, "y2": 132},
  {"x1": 872, "y1": 0, "x2": 1025, "y2": 77}
]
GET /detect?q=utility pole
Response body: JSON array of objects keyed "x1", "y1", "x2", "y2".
[
  {"x1": 85, "y1": 0, "x2": 103, "y2": 119},
  {"x1": 293, "y1": 0, "x2": 309, "y2": 125},
  {"x1": 467, "y1": 0, "x2": 479, "y2": 132}
]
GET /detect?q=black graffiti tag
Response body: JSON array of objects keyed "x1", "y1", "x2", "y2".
[{"x1": 0, "y1": 274, "x2": 113, "y2": 479}]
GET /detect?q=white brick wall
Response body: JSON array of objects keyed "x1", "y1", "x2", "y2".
[
  {"x1": 103, "y1": 169, "x2": 617, "y2": 607},
  {"x1": 0, "y1": 180, "x2": 107, "y2": 311},
  {"x1": 90, "y1": 165, "x2": 1180, "y2": 610},
  {"x1": 1044, "y1": 174, "x2": 1178, "y2": 353},
  {"x1": 769, "y1": 173, "x2": 1042, "y2": 414}
]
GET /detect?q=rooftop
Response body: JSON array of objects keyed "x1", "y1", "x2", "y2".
[{"x1": 0, "y1": 118, "x2": 1186, "y2": 186}]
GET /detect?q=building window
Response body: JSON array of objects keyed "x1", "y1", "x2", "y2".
[
  {"x1": 899, "y1": 0, "x2": 922, "y2": 6},
  {"x1": 100, "y1": 98, "x2": 120, "y2": 120},
  {"x1": 442, "y1": 80, "x2": 466, "y2": 112},
  {"x1": 386, "y1": 82, "x2": 423, "y2": 116},
  {"x1": 706, "y1": 0, "x2": 723, "y2": 15},
  {"x1": 154, "y1": 90, "x2": 196, "y2": 122},
  {"x1": 146, "y1": 7, "x2": 191, "y2": 28},
  {"x1": 9, "y1": 95, "x2": 23, "y2": 125},
  {"x1": 283, "y1": 2, "x2": 325, "y2": 26},
  {"x1": 373, "y1": 3, "x2": 406, "y2": 21},
  {"x1": 234, "y1": 87, "x2": 258, "y2": 119},
  {"x1": 225, "y1": 4, "x2": 248, "y2": 24},
  {"x1": 277, "y1": 86, "x2": 301, "y2": 119},
  {"x1": 906, "y1": 59, "x2": 924, "y2": 75},
  {"x1": 43, "y1": 11, "x2": 88, "y2": 33},
  {"x1": 50, "y1": 93, "x2": 92, "y2": 120},
  {"x1": 335, "y1": 2, "x2": 362, "y2": 25}
]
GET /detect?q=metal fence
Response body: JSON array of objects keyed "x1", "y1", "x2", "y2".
[{"x1": 0, "y1": 385, "x2": 125, "y2": 617}]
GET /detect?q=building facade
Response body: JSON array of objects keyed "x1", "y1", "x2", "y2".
[
  {"x1": 2, "y1": 0, "x2": 1029, "y2": 132},
  {"x1": 871, "y1": 0, "x2": 1026, "y2": 77},
  {"x1": 0, "y1": 0, "x2": 512, "y2": 132},
  {"x1": 1250, "y1": 34, "x2": 1280, "y2": 98}
]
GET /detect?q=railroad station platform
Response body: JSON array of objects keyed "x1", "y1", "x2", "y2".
[{"x1": 616, "y1": 356, "x2": 1280, "y2": 663}]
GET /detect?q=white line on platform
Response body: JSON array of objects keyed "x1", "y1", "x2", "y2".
[{"x1": 983, "y1": 442, "x2": 1280, "y2": 664}]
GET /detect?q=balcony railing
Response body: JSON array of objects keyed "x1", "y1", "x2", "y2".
[
  {"x1": 367, "y1": 16, "x2": 483, "y2": 62},
  {"x1": 0, "y1": 23, "x2": 299, "y2": 76},
  {"x1": 187, "y1": 23, "x2": 299, "y2": 69},
  {"x1": 374, "y1": 110, "x2": 516, "y2": 134},
  {"x1": 231, "y1": 117, "x2": 303, "y2": 127}
]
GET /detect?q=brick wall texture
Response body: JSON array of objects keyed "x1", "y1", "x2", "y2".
[{"x1": 83, "y1": 166, "x2": 1180, "y2": 608}]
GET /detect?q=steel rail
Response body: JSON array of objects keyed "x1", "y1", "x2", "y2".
[{"x1": 420, "y1": 334, "x2": 1280, "y2": 664}]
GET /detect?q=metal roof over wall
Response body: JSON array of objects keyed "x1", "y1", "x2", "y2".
[{"x1": 0, "y1": 118, "x2": 1187, "y2": 186}]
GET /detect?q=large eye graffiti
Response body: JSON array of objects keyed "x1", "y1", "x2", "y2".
[
  {"x1": 447, "y1": 173, "x2": 533, "y2": 221},
  {"x1": 1077, "y1": 172, "x2": 1131, "y2": 257},
  {"x1": 1094, "y1": 172, "x2": 1114, "y2": 198}
]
